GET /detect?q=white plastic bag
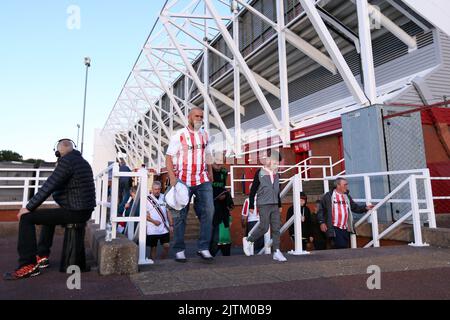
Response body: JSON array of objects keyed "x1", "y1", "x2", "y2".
[{"x1": 165, "y1": 181, "x2": 189, "y2": 210}]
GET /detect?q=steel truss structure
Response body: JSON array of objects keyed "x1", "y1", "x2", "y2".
[{"x1": 102, "y1": 0, "x2": 421, "y2": 171}]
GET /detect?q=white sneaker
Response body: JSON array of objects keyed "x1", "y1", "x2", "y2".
[
  {"x1": 273, "y1": 249, "x2": 287, "y2": 262},
  {"x1": 175, "y1": 250, "x2": 187, "y2": 263},
  {"x1": 242, "y1": 237, "x2": 254, "y2": 256},
  {"x1": 144, "y1": 258, "x2": 154, "y2": 264},
  {"x1": 197, "y1": 250, "x2": 214, "y2": 261}
]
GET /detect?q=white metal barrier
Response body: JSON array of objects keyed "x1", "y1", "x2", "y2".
[
  {"x1": 259, "y1": 168, "x2": 438, "y2": 254},
  {"x1": 231, "y1": 157, "x2": 344, "y2": 253},
  {"x1": 0, "y1": 168, "x2": 55, "y2": 206},
  {"x1": 229, "y1": 156, "x2": 338, "y2": 198},
  {"x1": 94, "y1": 163, "x2": 152, "y2": 265},
  {"x1": 430, "y1": 177, "x2": 450, "y2": 201}
]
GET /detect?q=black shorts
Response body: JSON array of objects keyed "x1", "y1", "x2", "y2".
[{"x1": 146, "y1": 233, "x2": 170, "y2": 247}]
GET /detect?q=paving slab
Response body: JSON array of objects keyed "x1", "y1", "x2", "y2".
[{"x1": 131, "y1": 246, "x2": 450, "y2": 297}]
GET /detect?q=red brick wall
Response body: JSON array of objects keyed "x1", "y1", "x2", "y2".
[{"x1": 0, "y1": 210, "x2": 18, "y2": 222}]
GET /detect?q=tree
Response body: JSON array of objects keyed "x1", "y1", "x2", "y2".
[
  {"x1": 24, "y1": 158, "x2": 46, "y2": 166},
  {"x1": 0, "y1": 150, "x2": 23, "y2": 162}
]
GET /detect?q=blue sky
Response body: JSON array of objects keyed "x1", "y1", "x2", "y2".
[{"x1": 0, "y1": 1, "x2": 163, "y2": 163}]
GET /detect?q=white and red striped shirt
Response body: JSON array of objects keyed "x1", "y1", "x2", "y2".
[
  {"x1": 241, "y1": 197, "x2": 259, "y2": 223},
  {"x1": 166, "y1": 127, "x2": 211, "y2": 187},
  {"x1": 332, "y1": 191, "x2": 349, "y2": 230}
]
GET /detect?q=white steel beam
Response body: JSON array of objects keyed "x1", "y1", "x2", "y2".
[
  {"x1": 317, "y1": 7, "x2": 361, "y2": 53},
  {"x1": 283, "y1": 30, "x2": 337, "y2": 74},
  {"x1": 209, "y1": 87, "x2": 245, "y2": 115},
  {"x1": 204, "y1": 0, "x2": 284, "y2": 140},
  {"x1": 232, "y1": 0, "x2": 242, "y2": 157},
  {"x1": 367, "y1": 3, "x2": 417, "y2": 51},
  {"x1": 125, "y1": 91, "x2": 164, "y2": 166},
  {"x1": 120, "y1": 100, "x2": 156, "y2": 168},
  {"x1": 203, "y1": 2, "x2": 210, "y2": 132},
  {"x1": 145, "y1": 54, "x2": 189, "y2": 127},
  {"x1": 235, "y1": 0, "x2": 336, "y2": 74},
  {"x1": 161, "y1": 12, "x2": 235, "y2": 147},
  {"x1": 133, "y1": 73, "x2": 171, "y2": 138},
  {"x1": 357, "y1": 0, "x2": 378, "y2": 103},
  {"x1": 276, "y1": 0, "x2": 291, "y2": 145},
  {"x1": 300, "y1": 0, "x2": 369, "y2": 106},
  {"x1": 251, "y1": 71, "x2": 281, "y2": 99}
]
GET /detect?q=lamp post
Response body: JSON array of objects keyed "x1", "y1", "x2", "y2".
[
  {"x1": 76, "y1": 124, "x2": 81, "y2": 147},
  {"x1": 80, "y1": 57, "x2": 91, "y2": 155}
]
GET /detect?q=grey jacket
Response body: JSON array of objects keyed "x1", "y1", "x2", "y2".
[
  {"x1": 249, "y1": 168, "x2": 281, "y2": 209},
  {"x1": 317, "y1": 190, "x2": 368, "y2": 237}
]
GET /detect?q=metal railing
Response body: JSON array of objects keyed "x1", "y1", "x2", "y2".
[
  {"x1": 260, "y1": 168, "x2": 438, "y2": 254},
  {"x1": 430, "y1": 177, "x2": 450, "y2": 200},
  {"x1": 0, "y1": 168, "x2": 55, "y2": 207},
  {"x1": 94, "y1": 163, "x2": 152, "y2": 265},
  {"x1": 345, "y1": 169, "x2": 436, "y2": 248},
  {"x1": 228, "y1": 156, "x2": 339, "y2": 198}
]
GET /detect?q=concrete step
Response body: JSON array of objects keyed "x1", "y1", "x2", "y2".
[{"x1": 437, "y1": 214, "x2": 450, "y2": 228}]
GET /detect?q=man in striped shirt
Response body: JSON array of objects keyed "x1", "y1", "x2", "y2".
[
  {"x1": 166, "y1": 107, "x2": 215, "y2": 262},
  {"x1": 317, "y1": 178, "x2": 374, "y2": 249}
]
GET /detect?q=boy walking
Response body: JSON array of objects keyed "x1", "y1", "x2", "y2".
[
  {"x1": 242, "y1": 150, "x2": 287, "y2": 262},
  {"x1": 146, "y1": 181, "x2": 173, "y2": 260}
]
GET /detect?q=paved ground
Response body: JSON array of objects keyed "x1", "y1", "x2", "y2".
[{"x1": 1, "y1": 232, "x2": 450, "y2": 300}]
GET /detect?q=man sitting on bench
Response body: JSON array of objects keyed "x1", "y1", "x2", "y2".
[{"x1": 3, "y1": 139, "x2": 96, "y2": 280}]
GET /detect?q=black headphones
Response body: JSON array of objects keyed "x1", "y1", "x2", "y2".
[{"x1": 54, "y1": 138, "x2": 77, "y2": 158}]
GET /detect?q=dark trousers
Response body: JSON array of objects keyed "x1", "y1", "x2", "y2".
[
  {"x1": 210, "y1": 224, "x2": 231, "y2": 257},
  {"x1": 18, "y1": 208, "x2": 92, "y2": 267},
  {"x1": 314, "y1": 239, "x2": 327, "y2": 250},
  {"x1": 118, "y1": 183, "x2": 130, "y2": 204},
  {"x1": 331, "y1": 228, "x2": 350, "y2": 249},
  {"x1": 217, "y1": 244, "x2": 231, "y2": 256}
]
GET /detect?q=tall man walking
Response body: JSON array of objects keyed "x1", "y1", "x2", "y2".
[{"x1": 166, "y1": 107, "x2": 215, "y2": 262}]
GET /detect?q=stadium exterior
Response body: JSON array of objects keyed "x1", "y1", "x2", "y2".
[{"x1": 94, "y1": 0, "x2": 450, "y2": 217}]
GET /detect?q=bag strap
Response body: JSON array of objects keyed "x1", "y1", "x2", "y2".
[{"x1": 147, "y1": 195, "x2": 169, "y2": 232}]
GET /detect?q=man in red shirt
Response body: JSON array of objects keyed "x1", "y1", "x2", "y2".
[{"x1": 166, "y1": 107, "x2": 215, "y2": 262}]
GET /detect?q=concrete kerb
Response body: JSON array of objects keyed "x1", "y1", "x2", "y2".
[{"x1": 86, "y1": 221, "x2": 139, "y2": 275}]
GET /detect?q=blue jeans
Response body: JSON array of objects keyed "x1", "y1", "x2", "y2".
[{"x1": 172, "y1": 182, "x2": 214, "y2": 252}]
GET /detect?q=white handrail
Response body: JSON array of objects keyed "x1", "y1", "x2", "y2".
[
  {"x1": 354, "y1": 177, "x2": 413, "y2": 229},
  {"x1": 228, "y1": 156, "x2": 338, "y2": 198},
  {"x1": 94, "y1": 163, "x2": 152, "y2": 265},
  {"x1": 260, "y1": 168, "x2": 436, "y2": 253},
  {"x1": 0, "y1": 168, "x2": 54, "y2": 172},
  {"x1": 0, "y1": 168, "x2": 56, "y2": 207},
  {"x1": 430, "y1": 177, "x2": 450, "y2": 200}
]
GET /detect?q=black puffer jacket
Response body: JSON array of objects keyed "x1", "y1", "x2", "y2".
[{"x1": 26, "y1": 150, "x2": 96, "y2": 212}]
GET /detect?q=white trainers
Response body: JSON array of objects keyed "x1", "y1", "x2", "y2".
[
  {"x1": 242, "y1": 237, "x2": 254, "y2": 256},
  {"x1": 273, "y1": 249, "x2": 287, "y2": 262},
  {"x1": 197, "y1": 250, "x2": 214, "y2": 261},
  {"x1": 175, "y1": 250, "x2": 187, "y2": 263},
  {"x1": 144, "y1": 258, "x2": 154, "y2": 264}
]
